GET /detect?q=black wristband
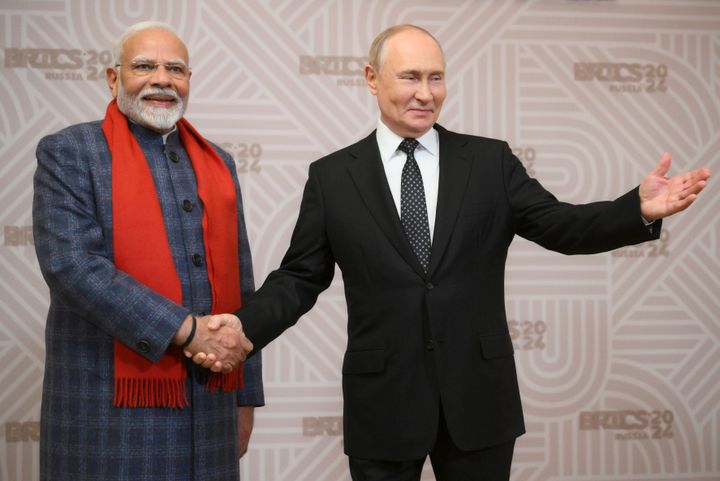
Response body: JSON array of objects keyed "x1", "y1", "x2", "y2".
[{"x1": 180, "y1": 315, "x2": 197, "y2": 349}]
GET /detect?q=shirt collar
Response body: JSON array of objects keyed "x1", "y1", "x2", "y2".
[{"x1": 375, "y1": 119, "x2": 439, "y2": 163}]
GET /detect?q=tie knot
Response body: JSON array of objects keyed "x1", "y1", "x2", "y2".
[{"x1": 398, "y1": 138, "x2": 419, "y2": 155}]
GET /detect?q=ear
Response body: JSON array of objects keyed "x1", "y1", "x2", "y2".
[
  {"x1": 365, "y1": 64, "x2": 378, "y2": 96},
  {"x1": 106, "y1": 66, "x2": 119, "y2": 98}
]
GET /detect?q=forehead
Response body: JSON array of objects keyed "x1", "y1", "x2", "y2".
[
  {"x1": 122, "y1": 29, "x2": 188, "y2": 62},
  {"x1": 383, "y1": 29, "x2": 443, "y2": 71}
]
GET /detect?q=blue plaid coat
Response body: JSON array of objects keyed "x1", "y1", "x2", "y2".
[{"x1": 33, "y1": 120, "x2": 264, "y2": 481}]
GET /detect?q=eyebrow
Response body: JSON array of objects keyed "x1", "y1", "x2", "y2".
[
  {"x1": 129, "y1": 55, "x2": 188, "y2": 66},
  {"x1": 398, "y1": 69, "x2": 444, "y2": 76}
]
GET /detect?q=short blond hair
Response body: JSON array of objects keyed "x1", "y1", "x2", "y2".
[{"x1": 368, "y1": 24, "x2": 445, "y2": 72}]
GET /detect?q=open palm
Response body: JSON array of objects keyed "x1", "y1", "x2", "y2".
[{"x1": 639, "y1": 152, "x2": 710, "y2": 221}]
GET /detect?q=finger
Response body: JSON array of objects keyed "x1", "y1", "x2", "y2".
[
  {"x1": 236, "y1": 350, "x2": 247, "y2": 363},
  {"x1": 239, "y1": 335, "x2": 254, "y2": 354},
  {"x1": 191, "y1": 352, "x2": 207, "y2": 364},
  {"x1": 673, "y1": 174, "x2": 707, "y2": 200},
  {"x1": 689, "y1": 167, "x2": 711, "y2": 183},
  {"x1": 209, "y1": 360, "x2": 227, "y2": 373},
  {"x1": 201, "y1": 353, "x2": 218, "y2": 369},
  {"x1": 202, "y1": 358, "x2": 217, "y2": 369},
  {"x1": 682, "y1": 179, "x2": 707, "y2": 198},
  {"x1": 651, "y1": 152, "x2": 671, "y2": 177}
]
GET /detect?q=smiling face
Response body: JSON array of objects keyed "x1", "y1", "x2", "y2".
[
  {"x1": 106, "y1": 28, "x2": 191, "y2": 133},
  {"x1": 365, "y1": 27, "x2": 446, "y2": 138}
]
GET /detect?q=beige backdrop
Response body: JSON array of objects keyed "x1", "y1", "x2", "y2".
[{"x1": 1, "y1": 1, "x2": 719, "y2": 480}]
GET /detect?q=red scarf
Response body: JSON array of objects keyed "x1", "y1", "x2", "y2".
[{"x1": 102, "y1": 99, "x2": 243, "y2": 408}]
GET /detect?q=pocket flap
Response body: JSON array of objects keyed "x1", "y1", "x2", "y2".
[
  {"x1": 480, "y1": 334, "x2": 514, "y2": 359},
  {"x1": 342, "y1": 349, "x2": 385, "y2": 374}
]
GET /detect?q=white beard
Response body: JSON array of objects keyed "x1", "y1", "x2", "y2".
[{"x1": 117, "y1": 83, "x2": 187, "y2": 132}]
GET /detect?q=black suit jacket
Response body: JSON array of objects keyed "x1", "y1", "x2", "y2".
[{"x1": 238, "y1": 125, "x2": 660, "y2": 460}]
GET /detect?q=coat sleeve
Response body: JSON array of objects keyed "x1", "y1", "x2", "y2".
[
  {"x1": 500, "y1": 141, "x2": 661, "y2": 254},
  {"x1": 237, "y1": 162, "x2": 336, "y2": 354},
  {"x1": 32, "y1": 129, "x2": 189, "y2": 363}
]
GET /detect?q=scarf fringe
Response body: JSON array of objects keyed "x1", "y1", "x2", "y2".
[
  {"x1": 206, "y1": 370, "x2": 243, "y2": 393},
  {"x1": 114, "y1": 377, "x2": 189, "y2": 408}
]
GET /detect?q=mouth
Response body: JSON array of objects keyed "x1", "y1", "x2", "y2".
[
  {"x1": 142, "y1": 94, "x2": 178, "y2": 107},
  {"x1": 408, "y1": 107, "x2": 433, "y2": 115}
]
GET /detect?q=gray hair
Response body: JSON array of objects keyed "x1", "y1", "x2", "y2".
[
  {"x1": 111, "y1": 21, "x2": 182, "y2": 66},
  {"x1": 368, "y1": 24, "x2": 445, "y2": 72}
]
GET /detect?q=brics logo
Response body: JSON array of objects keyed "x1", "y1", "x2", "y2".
[
  {"x1": 4, "y1": 48, "x2": 112, "y2": 81},
  {"x1": 298, "y1": 55, "x2": 367, "y2": 87},
  {"x1": 574, "y1": 62, "x2": 668, "y2": 93},
  {"x1": 298, "y1": 56, "x2": 366, "y2": 76},
  {"x1": 302, "y1": 416, "x2": 342, "y2": 436},
  {"x1": 4, "y1": 225, "x2": 33, "y2": 246},
  {"x1": 579, "y1": 410, "x2": 674, "y2": 440},
  {"x1": 5, "y1": 421, "x2": 40, "y2": 443},
  {"x1": 4, "y1": 48, "x2": 83, "y2": 69}
]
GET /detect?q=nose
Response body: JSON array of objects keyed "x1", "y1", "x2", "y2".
[
  {"x1": 149, "y1": 65, "x2": 173, "y2": 86},
  {"x1": 415, "y1": 81, "x2": 432, "y2": 102}
]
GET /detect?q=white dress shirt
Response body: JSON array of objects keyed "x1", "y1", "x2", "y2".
[{"x1": 376, "y1": 120, "x2": 440, "y2": 242}]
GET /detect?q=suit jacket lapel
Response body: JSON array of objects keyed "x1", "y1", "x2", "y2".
[
  {"x1": 346, "y1": 131, "x2": 427, "y2": 277},
  {"x1": 427, "y1": 125, "x2": 473, "y2": 277}
]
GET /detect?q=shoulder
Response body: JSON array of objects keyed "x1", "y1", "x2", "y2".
[
  {"x1": 310, "y1": 131, "x2": 377, "y2": 172},
  {"x1": 207, "y1": 140, "x2": 235, "y2": 166},
  {"x1": 435, "y1": 124, "x2": 508, "y2": 152},
  {"x1": 37, "y1": 120, "x2": 105, "y2": 154}
]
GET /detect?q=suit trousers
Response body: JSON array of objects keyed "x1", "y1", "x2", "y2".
[{"x1": 348, "y1": 406, "x2": 515, "y2": 481}]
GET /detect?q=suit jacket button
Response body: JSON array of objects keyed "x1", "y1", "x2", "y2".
[
  {"x1": 426, "y1": 340, "x2": 435, "y2": 351},
  {"x1": 168, "y1": 151, "x2": 179, "y2": 163},
  {"x1": 425, "y1": 282, "x2": 434, "y2": 290},
  {"x1": 182, "y1": 199, "x2": 193, "y2": 212},
  {"x1": 137, "y1": 340, "x2": 150, "y2": 353},
  {"x1": 192, "y1": 254, "x2": 203, "y2": 266}
]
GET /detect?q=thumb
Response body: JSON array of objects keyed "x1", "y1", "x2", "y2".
[
  {"x1": 240, "y1": 334, "x2": 254, "y2": 353},
  {"x1": 651, "y1": 152, "x2": 671, "y2": 177},
  {"x1": 206, "y1": 314, "x2": 224, "y2": 330}
]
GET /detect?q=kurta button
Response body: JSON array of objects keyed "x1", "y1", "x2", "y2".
[
  {"x1": 425, "y1": 282, "x2": 434, "y2": 290},
  {"x1": 168, "y1": 151, "x2": 179, "y2": 162},
  {"x1": 426, "y1": 340, "x2": 435, "y2": 351},
  {"x1": 137, "y1": 340, "x2": 150, "y2": 353},
  {"x1": 182, "y1": 199, "x2": 193, "y2": 212},
  {"x1": 192, "y1": 254, "x2": 203, "y2": 266}
]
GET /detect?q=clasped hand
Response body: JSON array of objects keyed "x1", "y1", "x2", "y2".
[{"x1": 180, "y1": 314, "x2": 253, "y2": 373}]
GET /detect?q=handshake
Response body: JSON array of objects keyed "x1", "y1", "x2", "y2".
[{"x1": 174, "y1": 313, "x2": 253, "y2": 373}]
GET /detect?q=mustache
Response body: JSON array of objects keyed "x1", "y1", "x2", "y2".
[{"x1": 139, "y1": 87, "x2": 181, "y2": 101}]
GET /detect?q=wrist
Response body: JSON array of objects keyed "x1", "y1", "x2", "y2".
[
  {"x1": 180, "y1": 315, "x2": 197, "y2": 348},
  {"x1": 173, "y1": 314, "x2": 195, "y2": 346}
]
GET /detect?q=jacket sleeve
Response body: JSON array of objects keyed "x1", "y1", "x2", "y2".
[
  {"x1": 501, "y1": 141, "x2": 661, "y2": 254},
  {"x1": 32, "y1": 129, "x2": 189, "y2": 363},
  {"x1": 237, "y1": 162, "x2": 336, "y2": 354}
]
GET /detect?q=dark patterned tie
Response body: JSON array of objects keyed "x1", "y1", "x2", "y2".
[{"x1": 398, "y1": 138, "x2": 431, "y2": 272}]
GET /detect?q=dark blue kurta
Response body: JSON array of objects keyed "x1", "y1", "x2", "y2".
[{"x1": 33, "y1": 120, "x2": 263, "y2": 481}]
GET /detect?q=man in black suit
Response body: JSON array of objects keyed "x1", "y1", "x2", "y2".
[{"x1": 195, "y1": 24, "x2": 709, "y2": 481}]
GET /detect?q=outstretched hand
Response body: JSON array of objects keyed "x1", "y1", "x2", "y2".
[
  {"x1": 180, "y1": 313, "x2": 253, "y2": 373},
  {"x1": 639, "y1": 152, "x2": 710, "y2": 221}
]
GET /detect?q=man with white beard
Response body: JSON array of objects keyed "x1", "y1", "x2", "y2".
[{"x1": 32, "y1": 21, "x2": 262, "y2": 481}]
